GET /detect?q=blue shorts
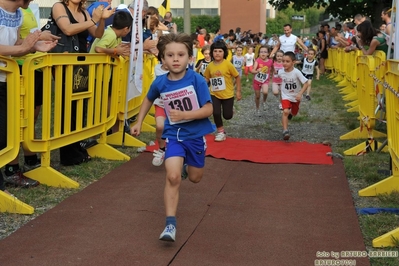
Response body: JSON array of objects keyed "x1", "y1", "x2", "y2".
[{"x1": 165, "y1": 137, "x2": 207, "y2": 168}]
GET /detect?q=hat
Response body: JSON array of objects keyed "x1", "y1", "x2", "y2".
[{"x1": 117, "y1": 4, "x2": 128, "y2": 10}]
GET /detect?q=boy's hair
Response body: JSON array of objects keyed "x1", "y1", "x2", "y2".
[
  {"x1": 307, "y1": 48, "x2": 316, "y2": 54},
  {"x1": 112, "y1": 11, "x2": 133, "y2": 30},
  {"x1": 210, "y1": 40, "x2": 228, "y2": 59},
  {"x1": 283, "y1": 51, "x2": 296, "y2": 61},
  {"x1": 236, "y1": 45, "x2": 243, "y2": 51},
  {"x1": 201, "y1": 45, "x2": 210, "y2": 55},
  {"x1": 157, "y1": 33, "x2": 193, "y2": 59}
]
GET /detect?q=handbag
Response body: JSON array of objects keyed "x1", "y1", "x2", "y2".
[{"x1": 41, "y1": 4, "x2": 80, "y2": 53}]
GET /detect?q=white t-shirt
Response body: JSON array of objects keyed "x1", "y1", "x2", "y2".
[
  {"x1": 278, "y1": 68, "x2": 308, "y2": 102},
  {"x1": 279, "y1": 34, "x2": 297, "y2": 53},
  {"x1": 0, "y1": 8, "x2": 23, "y2": 82},
  {"x1": 244, "y1": 53, "x2": 254, "y2": 67}
]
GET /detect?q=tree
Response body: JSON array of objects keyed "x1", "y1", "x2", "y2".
[
  {"x1": 266, "y1": 5, "x2": 325, "y2": 35},
  {"x1": 268, "y1": 0, "x2": 392, "y2": 27},
  {"x1": 174, "y1": 16, "x2": 220, "y2": 35}
]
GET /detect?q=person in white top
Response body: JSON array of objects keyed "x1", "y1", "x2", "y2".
[
  {"x1": 243, "y1": 46, "x2": 255, "y2": 82},
  {"x1": 270, "y1": 24, "x2": 308, "y2": 58}
]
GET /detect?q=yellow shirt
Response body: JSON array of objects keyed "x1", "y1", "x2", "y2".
[
  {"x1": 15, "y1": 7, "x2": 40, "y2": 65},
  {"x1": 204, "y1": 59, "x2": 239, "y2": 99}
]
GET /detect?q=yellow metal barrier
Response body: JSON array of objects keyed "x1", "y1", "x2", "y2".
[
  {"x1": 340, "y1": 55, "x2": 387, "y2": 155},
  {"x1": 324, "y1": 49, "x2": 334, "y2": 75},
  {"x1": 343, "y1": 51, "x2": 363, "y2": 113},
  {"x1": 358, "y1": 60, "x2": 399, "y2": 247},
  {"x1": 0, "y1": 56, "x2": 34, "y2": 214},
  {"x1": 327, "y1": 48, "x2": 338, "y2": 79},
  {"x1": 337, "y1": 50, "x2": 350, "y2": 88},
  {"x1": 21, "y1": 54, "x2": 129, "y2": 188},
  {"x1": 333, "y1": 49, "x2": 345, "y2": 82},
  {"x1": 106, "y1": 54, "x2": 156, "y2": 147}
]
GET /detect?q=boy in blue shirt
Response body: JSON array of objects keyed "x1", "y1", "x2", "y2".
[{"x1": 130, "y1": 33, "x2": 215, "y2": 242}]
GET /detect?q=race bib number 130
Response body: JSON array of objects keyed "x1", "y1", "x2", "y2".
[{"x1": 161, "y1": 85, "x2": 200, "y2": 125}]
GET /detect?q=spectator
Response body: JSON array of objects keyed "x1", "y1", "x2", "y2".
[
  {"x1": 163, "y1": 11, "x2": 177, "y2": 33},
  {"x1": 270, "y1": 24, "x2": 308, "y2": 57}
]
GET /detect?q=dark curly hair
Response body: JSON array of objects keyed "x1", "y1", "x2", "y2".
[{"x1": 210, "y1": 40, "x2": 228, "y2": 60}]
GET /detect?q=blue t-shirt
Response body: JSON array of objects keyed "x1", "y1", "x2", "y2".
[{"x1": 147, "y1": 69, "x2": 215, "y2": 140}]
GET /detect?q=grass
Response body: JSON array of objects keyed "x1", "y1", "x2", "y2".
[{"x1": 1, "y1": 71, "x2": 399, "y2": 265}]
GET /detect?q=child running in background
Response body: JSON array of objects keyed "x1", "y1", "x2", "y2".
[
  {"x1": 204, "y1": 40, "x2": 242, "y2": 142},
  {"x1": 231, "y1": 45, "x2": 245, "y2": 78},
  {"x1": 272, "y1": 50, "x2": 285, "y2": 110},
  {"x1": 151, "y1": 57, "x2": 169, "y2": 166},
  {"x1": 250, "y1": 45, "x2": 273, "y2": 116},
  {"x1": 299, "y1": 48, "x2": 319, "y2": 100},
  {"x1": 130, "y1": 33, "x2": 215, "y2": 242},
  {"x1": 278, "y1": 51, "x2": 310, "y2": 141},
  {"x1": 243, "y1": 46, "x2": 255, "y2": 82},
  {"x1": 195, "y1": 45, "x2": 212, "y2": 76}
]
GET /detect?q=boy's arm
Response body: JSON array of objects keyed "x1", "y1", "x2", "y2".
[
  {"x1": 130, "y1": 97, "x2": 154, "y2": 136},
  {"x1": 295, "y1": 80, "x2": 310, "y2": 101},
  {"x1": 169, "y1": 102, "x2": 213, "y2": 122}
]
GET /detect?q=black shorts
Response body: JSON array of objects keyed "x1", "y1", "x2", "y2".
[
  {"x1": 19, "y1": 65, "x2": 43, "y2": 107},
  {"x1": 302, "y1": 73, "x2": 313, "y2": 80}
]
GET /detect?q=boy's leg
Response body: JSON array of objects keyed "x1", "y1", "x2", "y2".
[
  {"x1": 306, "y1": 79, "x2": 313, "y2": 100},
  {"x1": 153, "y1": 106, "x2": 166, "y2": 166},
  {"x1": 164, "y1": 156, "x2": 185, "y2": 217}
]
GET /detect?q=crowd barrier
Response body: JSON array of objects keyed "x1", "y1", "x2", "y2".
[
  {"x1": 0, "y1": 56, "x2": 35, "y2": 214},
  {"x1": 329, "y1": 48, "x2": 398, "y2": 247},
  {"x1": 364, "y1": 60, "x2": 399, "y2": 247}
]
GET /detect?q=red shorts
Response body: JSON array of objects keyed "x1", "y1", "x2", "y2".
[
  {"x1": 244, "y1": 66, "x2": 253, "y2": 76},
  {"x1": 281, "y1": 100, "x2": 300, "y2": 115},
  {"x1": 253, "y1": 82, "x2": 269, "y2": 91},
  {"x1": 155, "y1": 105, "x2": 166, "y2": 118}
]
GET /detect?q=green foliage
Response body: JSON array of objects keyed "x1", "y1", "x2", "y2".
[
  {"x1": 266, "y1": 5, "x2": 325, "y2": 35},
  {"x1": 268, "y1": 0, "x2": 392, "y2": 25},
  {"x1": 173, "y1": 15, "x2": 220, "y2": 35}
]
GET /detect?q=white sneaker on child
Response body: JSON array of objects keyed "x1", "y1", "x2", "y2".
[
  {"x1": 152, "y1": 149, "x2": 165, "y2": 166},
  {"x1": 214, "y1": 132, "x2": 227, "y2": 142},
  {"x1": 159, "y1": 224, "x2": 176, "y2": 242}
]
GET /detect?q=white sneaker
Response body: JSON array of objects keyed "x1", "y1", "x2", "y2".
[
  {"x1": 159, "y1": 224, "x2": 176, "y2": 242},
  {"x1": 214, "y1": 132, "x2": 227, "y2": 142},
  {"x1": 262, "y1": 102, "x2": 267, "y2": 111},
  {"x1": 255, "y1": 109, "x2": 261, "y2": 117},
  {"x1": 278, "y1": 103, "x2": 283, "y2": 110},
  {"x1": 152, "y1": 149, "x2": 165, "y2": 166}
]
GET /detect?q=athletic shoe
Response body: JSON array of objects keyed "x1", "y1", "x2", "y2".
[
  {"x1": 4, "y1": 171, "x2": 40, "y2": 188},
  {"x1": 305, "y1": 95, "x2": 311, "y2": 101},
  {"x1": 80, "y1": 139, "x2": 98, "y2": 149},
  {"x1": 214, "y1": 132, "x2": 227, "y2": 142},
  {"x1": 246, "y1": 79, "x2": 249, "y2": 82},
  {"x1": 255, "y1": 109, "x2": 261, "y2": 117},
  {"x1": 152, "y1": 149, "x2": 165, "y2": 166},
  {"x1": 288, "y1": 114, "x2": 293, "y2": 120},
  {"x1": 181, "y1": 164, "x2": 188, "y2": 180},
  {"x1": 159, "y1": 224, "x2": 176, "y2": 242},
  {"x1": 278, "y1": 103, "x2": 283, "y2": 110},
  {"x1": 283, "y1": 130, "x2": 290, "y2": 141},
  {"x1": 262, "y1": 102, "x2": 267, "y2": 111},
  {"x1": 23, "y1": 161, "x2": 41, "y2": 172}
]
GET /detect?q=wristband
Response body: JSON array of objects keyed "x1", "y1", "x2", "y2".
[
  {"x1": 113, "y1": 48, "x2": 117, "y2": 56},
  {"x1": 91, "y1": 19, "x2": 97, "y2": 25}
]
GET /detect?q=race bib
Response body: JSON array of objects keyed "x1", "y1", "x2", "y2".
[
  {"x1": 162, "y1": 85, "x2": 200, "y2": 125},
  {"x1": 233, "y1": 60, "x2": 242, "y2": 68},
  {"x1": 210, "y1": 77, "x2": 226, "y2": 92},
  {"x1": 254, "y1": 72, "x2": 268, "y2": 83}
]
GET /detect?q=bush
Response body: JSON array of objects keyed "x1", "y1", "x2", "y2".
[{"x1": 174, "y1": 15, "x2": 220, "y2": 34}]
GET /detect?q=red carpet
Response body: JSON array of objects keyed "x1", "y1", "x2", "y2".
[{"x1": 146, "y1": 135, "x2": 333, "y2": 165}]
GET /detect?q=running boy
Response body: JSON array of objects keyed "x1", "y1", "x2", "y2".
[
  {"x1": 250, "y1": 45, "x2": 273, "y2": 115},
  {"x1": 195, "y1": 45, "x2": 211, "y2": 76},
  {"x1": 278, "y1": 51, "x2": 310, "y2": 140},
  {"x1": 204, "y1": 40, "x2": 242, "y2": 142},
  {"x1": 130, "y1": 33, "x2": 215, "y2": 242},
  {"x1": 231, "y1": 45, "x2": 245, "y2": 77},
  {"x1": 299, "y1": 48, "x2": 319, "y2": 100}
]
